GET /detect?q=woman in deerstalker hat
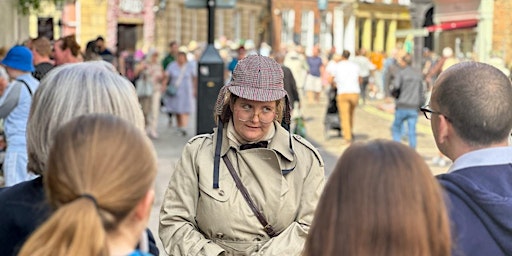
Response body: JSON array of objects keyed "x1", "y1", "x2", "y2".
[{"x1": 159, "y1": 55, "x2": 325, "y2": 255}]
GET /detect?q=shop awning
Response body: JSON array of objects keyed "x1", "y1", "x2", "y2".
[{"x1": 426, "y1": 19, "x2": 478, "y2": 32}]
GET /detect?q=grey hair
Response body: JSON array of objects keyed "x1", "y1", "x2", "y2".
[{"x1": 27, "y1": 61, "x2": 144, "y2": 175}]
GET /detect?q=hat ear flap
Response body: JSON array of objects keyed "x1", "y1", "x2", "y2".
[{"x1": 283, "y1": 95, "x2": 292, "y2": 125}]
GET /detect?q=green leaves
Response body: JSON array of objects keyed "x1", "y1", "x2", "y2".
[{"x1": 16, "y1": 0, "x2": 65, "y2": 15}]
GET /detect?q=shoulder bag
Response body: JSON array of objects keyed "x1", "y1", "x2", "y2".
[
  {"x1": 166, "y1": 65, "x2": 187, "y2": 97},
  {"x1": 222, "y1": 155, "x2": 277, "y2": 237},
  {"x1": 135, "y1": 73, "x2": 153, "y2": 97}
]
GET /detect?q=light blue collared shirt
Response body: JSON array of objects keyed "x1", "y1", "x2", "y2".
[{"x1": 448, "y1": 146, "x2": 512, "y2": 173}]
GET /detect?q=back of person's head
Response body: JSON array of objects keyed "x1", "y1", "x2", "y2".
[
  {"x1": 432, "y1": 61, "x2": 512, "y2": 146},
  {"x1": 58, "y1": 34, "x2": 81, "y2": 57},
  {"x1": 442, "y1": 47, "x2": 453, "y2": 58},
  {"x1": 18, "y1": 114, "x2": 157, "y2": 256},
  {"x1": 304, "y1": 140, "x2": 451, "y2": 256},
  {"x1": 26, "y1": 61, "x2": 144, "y2": 176},
  {"x1": 341, "y1": 50, "x2": 350, "y2": 59},
  {"x1": 31, "y1": 36, "x2": 52, "y2": 57},
  {"x1": 401, "y1": 53, "x2": 413, "y2": 66}
]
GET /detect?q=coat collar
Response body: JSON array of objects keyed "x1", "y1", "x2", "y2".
[{"x1": 217, "y1": 121, "x2": 294, "y2": 162}]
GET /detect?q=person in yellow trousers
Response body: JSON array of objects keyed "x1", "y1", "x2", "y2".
[{"x1": 326, "y1": 50, "x2": 362, "y2": 145}]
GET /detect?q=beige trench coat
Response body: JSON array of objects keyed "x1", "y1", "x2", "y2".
[{"x1": 159, "y1": 122, "x2": 325, "y2": 255}]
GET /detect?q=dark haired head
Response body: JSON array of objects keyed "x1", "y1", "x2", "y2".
[
  {"x1": 432, "y1": 61, "x2": 512, "y2": 146},
  {"x1": 342, "y1": 50, "x2": 350, "y2": 59}
]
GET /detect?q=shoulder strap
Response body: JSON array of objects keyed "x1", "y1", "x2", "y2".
[
  {"x1": 15, "y1": 79, "x2": 33, "y2": 96},
  {"x1": 222, "y1": 155, "x2": 277, "y2": 237}
]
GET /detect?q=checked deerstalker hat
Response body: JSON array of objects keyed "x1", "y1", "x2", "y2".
[
  {"x1": 215, "y1": 55, "x2": 290, "y2": 123},
  {"x1": 227, "y1": 54, "x2": 287, "y2": 101}
]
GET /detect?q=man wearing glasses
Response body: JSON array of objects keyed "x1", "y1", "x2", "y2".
[{"x1": 421, "y1": 62, "x2": 512, "y2": 256}]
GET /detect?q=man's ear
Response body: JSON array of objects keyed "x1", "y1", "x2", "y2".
[{"x1": 437, "y1": 115, "x2": 451, "y2": 144}]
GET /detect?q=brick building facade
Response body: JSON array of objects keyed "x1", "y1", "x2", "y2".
[{"x1": 492, "y1": 0, "x2": 512, "y2": 65}]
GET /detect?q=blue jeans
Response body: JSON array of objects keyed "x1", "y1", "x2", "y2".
[{"x1": 392, "y1": 108, "x2": 418, "y2": 149}]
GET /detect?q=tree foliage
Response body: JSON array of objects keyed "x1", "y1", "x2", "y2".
[{"x1": 17, "y1": 0, "x2": 66, "y2": 15}]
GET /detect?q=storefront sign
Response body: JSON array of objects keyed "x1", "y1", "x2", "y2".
[
  {"x1": 120, "y1": 0, "x2": 144, "y2": 14},
  {"x1": 185, "y1": 0, "x2": 236, "y2": 8}
]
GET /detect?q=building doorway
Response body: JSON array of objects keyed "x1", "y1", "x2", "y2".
[{"x1": 117, "y1": 24, "x2": 138, "y2": 52}]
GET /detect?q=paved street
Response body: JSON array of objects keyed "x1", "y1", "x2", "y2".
[{"x1": 148, "y1": 92, "x2": 449, "y2": 254}]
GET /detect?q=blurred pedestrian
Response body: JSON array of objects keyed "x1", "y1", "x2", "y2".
[
  {"x1": 390, "y1": 54, "x2": 426, "y2": 149},
  {"x1": 284, "y1": 45, "x2": 309, "y2": 94},
  {"x1": 353, "y1": 48, "x2": 376, "y2": 104},
  {"x1": 95, "y1": 36, "x2": 116, "y2": 65},
  {"x1": 30, "y1": 36, "x2": 54, "y2": 81},
  {"x1": 163, "y1": 51, "x2": 197, "y2": 136},
  {"x1": 137, "y1": 49, "x2": 165, "y2": 139},
  {"x1": 162, "y1": 41, "x2": 179, "y2": 70},
  {"x1": 53, "y1": 34, "x2": 82, "y2": 65},
  {"x1": 326, "y1": 50, "x2": 361, "y2": 145},
  {"x1": 305, "y1": 45, "x2": 324, "y2": 104},
  {"x1": 0, "y1": 45, "x2": 39, "y2": 186}
]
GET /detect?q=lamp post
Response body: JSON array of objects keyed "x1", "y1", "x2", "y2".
[
  {"x1": 185, "y1": 0, "x2": 236, "y2": 134},
  {"x1": 409, "y1": 0, "x2": 433, "y2": 70}
]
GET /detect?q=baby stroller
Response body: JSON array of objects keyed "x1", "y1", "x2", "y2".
[{"x1": 324, "y1": 87, "x2": 342, "y2": 140}]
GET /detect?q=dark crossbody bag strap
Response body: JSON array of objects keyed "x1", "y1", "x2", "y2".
[
  {"x1": 222, "y1": 155, "x2": 277, "y2": 237},
  {"x1": 15, "y1": 79, "x2": 33, "y2": 96}
]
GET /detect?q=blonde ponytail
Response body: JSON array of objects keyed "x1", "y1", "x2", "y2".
[
  {"x1": 18, "y1": 198, "x2": 107, "y2": 256},
  {"x1": 18, "y1": 114, "x2": 157, "y2": 256}
]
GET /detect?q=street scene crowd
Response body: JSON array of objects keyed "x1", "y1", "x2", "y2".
[{"x1": 0, "y1": 32, "x2": 510, "y2": 256}]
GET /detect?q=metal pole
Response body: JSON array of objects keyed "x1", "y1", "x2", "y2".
[{"x1": 207, "y1": 0, "x2": 215, "y2": 44}]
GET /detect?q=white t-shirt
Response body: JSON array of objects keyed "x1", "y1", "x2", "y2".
[
  {"x1": 352, "y1": 55, "x2": 376, "y2": 77},
  {"x1": 327, "y1": 60, "x2": 361, "y2": 94}
]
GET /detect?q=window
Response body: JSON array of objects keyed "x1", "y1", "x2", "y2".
[
  {"x1": 300, "y1": 10, "x2": 314, "y2": 51},
  {"x1": 398, "y1": 0, "x2": 410, "y2": 6},
  {"x1": 233, "y1": 10, "x2": 241, "y2": 41},
  {"x1": 319, "y1": 12, "x2": 333, "y2": 51},
  {"x1": 281, "y1": 9, "x2": 295, "y2": 45}
]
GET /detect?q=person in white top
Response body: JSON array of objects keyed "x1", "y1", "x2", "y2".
[
  {"x1": 352, "y1": 48, "x2": 376, "y2": 104},
  {"x1": 327, "y1": 50, "x2": 362, "y2": 144}
]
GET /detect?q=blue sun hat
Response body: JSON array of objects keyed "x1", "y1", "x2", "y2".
[{"x1": 1, "y1": 46, "x2": 35, "y2": 72}]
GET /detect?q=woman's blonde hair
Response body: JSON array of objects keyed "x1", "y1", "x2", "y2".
[
  {"x1": 303, "y1": 140, "x2": 451, "y2": 256},
  {"x1": 19, "y1": 114, "x2": 157, "y2": 256},
  {"x1": 27, "y1": 61, "x2": 144, "y2": 175}
]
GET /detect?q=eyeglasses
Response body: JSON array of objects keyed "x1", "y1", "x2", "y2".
[
  {"x1": 420, "y1": 105, "x2": 447, "y2": 120},
  {"x1": 235, "y1": 105, "x2": 276, "y2": 124}
]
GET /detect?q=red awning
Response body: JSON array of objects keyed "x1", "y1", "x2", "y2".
[{"x1": 426, "y1": 19, "x2": 478, "y2": 32}]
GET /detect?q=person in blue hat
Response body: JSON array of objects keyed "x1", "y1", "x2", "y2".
[{"x1": 0, "y1": 45, "x2": 39, "y2": 186}]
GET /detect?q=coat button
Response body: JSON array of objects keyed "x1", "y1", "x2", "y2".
[
  {"x1": 218, "y1": 190, "x2": 225, "y2": 196},
  {"x1": 216, "y1": 233, "x2": 224, "y2": 238}
]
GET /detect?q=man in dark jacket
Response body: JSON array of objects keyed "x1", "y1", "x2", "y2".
[
  {"x1": 390, "y1": 53, "x2": 425, "y2": 149},
  {"x1": 422, "y1": 61, "x2": 512, "y2": 256}
]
